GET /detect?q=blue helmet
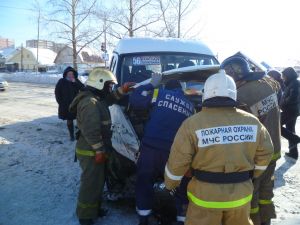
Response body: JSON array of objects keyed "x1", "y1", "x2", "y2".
[{"x1": 221, "y1": 56, "x2": 265, "y2": 81}]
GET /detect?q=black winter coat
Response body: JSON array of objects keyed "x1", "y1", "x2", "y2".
[
  {"x1": 281, "y1": 78, "x2": 300, "y2": 115},
  {"x1": 55, "y1": 73, "x2": 84, "y2": 120}
]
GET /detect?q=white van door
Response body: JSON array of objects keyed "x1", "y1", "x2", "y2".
[{"x1": 110, "y1": 104, "x2": 140, "y2": 163}]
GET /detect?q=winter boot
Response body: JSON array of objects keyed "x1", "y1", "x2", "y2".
[
  {"x1": 261, "y1": 220, "x2": 271, "y2": 225},
  {"x1": 98, "y1": 208, "x2": 108, "y2": 218},
  {"x1": 285, "y1": 152, "x2": 298, "y2": 160},
  {"x1": 138, "y1": 215, "x2": 149, "y2": 225},
  {"x1": 172, "y1": 222, "x2": 184, "y2": 225},
  {"x1": 79, "y1": 219, "x2": 94, "y2": 225},
  {"x1": 157, "y1": 217, "x2": 174, "y2": 225}
]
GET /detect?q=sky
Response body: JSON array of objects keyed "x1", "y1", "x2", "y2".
[
  {"x1": 0, "y1": 0, "x2": 300, "y2": 66},
  {"x1": 0, "y1": 0, "x2": 43, "y2": 44},
  {"x1": 197, "y1": 0, "x2": 300, "y2": 66}
]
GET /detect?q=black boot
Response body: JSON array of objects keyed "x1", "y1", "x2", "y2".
[
  {"x1": 261, "y1": 220, "x2": 271, "y2": 225},
  {"x1": 79, "y1": 219, "x2": 94, "y2": 225},
  {"x1": 98, "y1": 208, "x2": 108, "y2": 218},
  {"x1": 139, "y1": 216, "x2": 149, "y2": 225},
  {"x1": 285, "y1": 152, "x2": 298, "y2": 160},
  {"x1": 67, "y1": 120, "x2": 75, "y2": 141},
  {"x1": 172, "y1": 222, "x2": 184, "y2": 225}
]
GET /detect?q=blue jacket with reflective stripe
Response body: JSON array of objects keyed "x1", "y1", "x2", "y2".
[{"x1": 129, "y1": 83, "x2": 194, "y2": 151}]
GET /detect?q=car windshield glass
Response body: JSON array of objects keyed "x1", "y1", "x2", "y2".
[{"x1": 120, "y1": 53, "x2": 218, "y2": 84}]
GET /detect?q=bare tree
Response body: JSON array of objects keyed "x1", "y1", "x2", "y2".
[
  {"x1": 98, "y1": 0, "x2": 161, "y2": 39},
  {"x1": 155, "y1": 0, "x2": 200, "y2": 38},
  {"x1": 47, "y1": 0, "x2": 104, "y2": 70},
  {"x1": 31, "y1": 0, "x2": 42, "y2": 72}
]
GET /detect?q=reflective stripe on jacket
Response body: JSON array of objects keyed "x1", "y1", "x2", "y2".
[
  {"x1": 164, "y1": 107, "x2": 274, "y2": 210},
  {"x1": 69, "y1": 88, "x2": 123, "y2": 152},
  {"x1": 76, "y1": 148, "x2": 96, "y2": 157}
]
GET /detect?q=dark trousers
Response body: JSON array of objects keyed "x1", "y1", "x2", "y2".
[
  {"x1": 281, "y1": 111, "x2": 299, "y2": 158},
  {"x1": 76, "y1": 155, "x2": 105, "y2": 219},
  {"x1": 67, "y1": 119, "x2": 74, "y2": 139},
  {"x1": 136, "y1": 145, "x2": 169, "y2": 215},
  {"x1": 250, "y1": 161, "x2": 276, "y2": 225}
]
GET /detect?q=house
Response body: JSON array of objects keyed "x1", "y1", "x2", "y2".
[
  {"x1": 26, "y1": 39, "x2": 67, "y2": 53},
  {"x1": 5, "y1": 47, "x2": 57, "y2": 72},
  {"x1": 0, "y1": 56, "x2": 5, "y2": 71},
  {"x1": 54, "y1": 46, "x2": 104, "y2": 72}
]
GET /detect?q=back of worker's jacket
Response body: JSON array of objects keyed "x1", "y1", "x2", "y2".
[
  {"x1": 130, "y1": 83, "x2": 194, "y2": 151},
  {"x1": 237, "y1": 77, "x2": 281, "y2": 160},
  {"x1": 165, "y1": 107, "x2": 274, "y2": 210}
]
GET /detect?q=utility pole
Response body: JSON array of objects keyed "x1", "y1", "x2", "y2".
[
  {"x1": 177, "y1": 0, "x2": 182, "y2": 38},
  {"x1": 104, "y1": 17, "x2": 107, "y2": 68},
  {"x1": 36, "y1": 7, "x2": 40, "y2": 73},
  {"x1": 20, "y1": 44, "x2": 24, "y2": 72},
  {"x1": 101, "y1": 16, "x2": 108, "y2": 68},
  {"x1": 71, "y1": 0, "x2": 77, "y2": 70}
]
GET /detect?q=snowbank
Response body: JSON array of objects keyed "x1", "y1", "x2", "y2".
[
  {"x1": 0, "y1": 72, "x2": 88, "y2": 85},
  {"x1": 0, "y1": 72, "x2": 61, "y2": 84}
]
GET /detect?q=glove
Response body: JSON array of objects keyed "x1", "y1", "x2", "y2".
[
  {"x1": 121, "y1": 82, "x2": 136, "y2": 93},
  {"x1": 95, "y1": 151, "x2": 107, "y2": 164},
  {"x1": 150, "y1": 72, "x2": 162, "y2": 88},
  {"x1": 184, "y1": 168, "x2": 193, "y2": 178},
  {"x1": 154, "y1": 182, "x2": 177, "y2": 196}
]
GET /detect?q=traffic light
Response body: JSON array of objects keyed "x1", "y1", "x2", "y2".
[{"x1": 101, "y1": 42, "x2": 106, "y2": 52}]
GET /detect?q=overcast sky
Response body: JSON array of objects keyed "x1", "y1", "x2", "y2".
[{"x1": 0, "y1": 0, "x2": 299, "y2": 66}]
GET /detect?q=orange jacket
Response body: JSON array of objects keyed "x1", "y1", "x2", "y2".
[{"x1": 165, "y1": 107, "x2": 273, "y2": 210}]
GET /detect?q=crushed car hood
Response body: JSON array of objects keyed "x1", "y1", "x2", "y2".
[{"x1": 133, "y1": 65, "x2": 220, "y2": 88}]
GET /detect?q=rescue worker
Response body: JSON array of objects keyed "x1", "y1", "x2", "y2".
[
  {"x1": 281, "y1": 67, "x2": 300, "y2": 160},
  {"x1": 268, "y1": 70, "x2": 285, "y2": 93},
  {"x1": 164, "y1": 70, "x2": 274, "y2": 225},
  {"x1": 221, "y1": 56, "x2": 281, "y2": 225},
  {"x1": 173, "y1": 59, "x2": 195, "y2": 225},
  {"x1": 129, "y1": 73, "x2": 194, "y2": 225},
  {"x1": 69, "y1": 68, "x2": 135, "y2": 225}
]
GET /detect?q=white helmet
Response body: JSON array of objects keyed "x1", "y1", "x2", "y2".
[
  {"x1": 86, "y1": 68, "x2": 117, "y2": 91},
  {"x1": 203, "y1": 70, "x2": 237, "y2": 101}
]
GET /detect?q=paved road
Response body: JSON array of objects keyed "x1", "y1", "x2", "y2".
[{"x1": 0, "y1": 82, "x2": 57, "y2": 123}]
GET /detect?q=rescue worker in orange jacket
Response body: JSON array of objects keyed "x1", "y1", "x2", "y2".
[
  {"x1": 164, "y1": 70, "x2": 274, "y2": 225},
  {"x1": 221, "y1": 56, "x2": 281, "y2": 225}
]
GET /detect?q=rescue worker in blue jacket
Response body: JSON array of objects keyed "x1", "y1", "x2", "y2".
[{"x1": 129, "y1": 73, "x2": 194, "y2": 225}]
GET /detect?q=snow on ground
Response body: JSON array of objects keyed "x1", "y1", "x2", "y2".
[
  {"x1": 0, "y1": 83, "x2": 136, "y2": 225},
  {"x1": 273, "y1": 143, "x2": 300, "y2": 224},
  {"x1": 0, "y1": 72, "x2": 88, "y2": 85},
  {"x1": 0, "y1": 81, "x2": 300, "y2": 225}
]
